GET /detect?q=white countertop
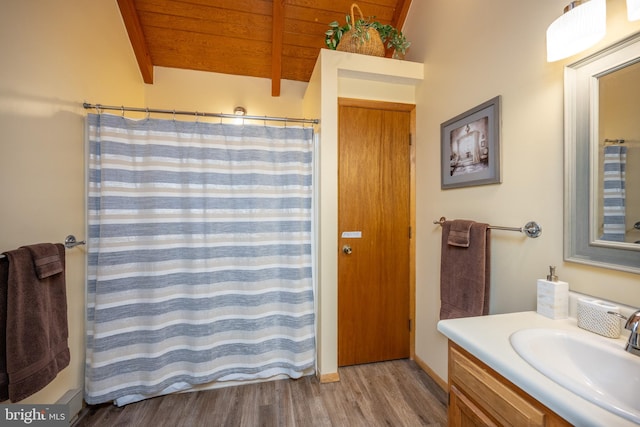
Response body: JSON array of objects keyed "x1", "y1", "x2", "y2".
[{"x1": 437, "y1": 311, "x2": 638, "y2": 427}]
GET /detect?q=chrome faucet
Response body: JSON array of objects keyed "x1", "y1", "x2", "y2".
[
  {"x1": 624, "y1": 310, "x2": 640, "y2": 356},
  {"x1": 607, "y1": 309, "x2": 640, "y2": 356}
]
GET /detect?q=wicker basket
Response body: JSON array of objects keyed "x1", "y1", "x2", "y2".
[{"x1": 336, "y1": 3, "x2": 385, "y2": 57}]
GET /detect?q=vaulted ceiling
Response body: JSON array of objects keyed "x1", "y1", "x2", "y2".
[{"x1": 117, "y1": 0, "x2": 412, "y2": 96}]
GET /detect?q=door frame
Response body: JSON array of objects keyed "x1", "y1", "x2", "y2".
[{"x1": 337, "y1": 97, "x2": 417, "y2": 361}]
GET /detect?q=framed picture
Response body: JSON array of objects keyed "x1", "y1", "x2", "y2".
[{"x1": 441, "y1": 96, "x2": 501, "y2": 189}]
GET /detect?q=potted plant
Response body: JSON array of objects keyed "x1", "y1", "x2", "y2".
[
  {"x1": 375, "y1": 23, "x2": 411, "y2": 59},
  {"x1": 325, "y1": 4, "x2": 410, "y2": 59}
]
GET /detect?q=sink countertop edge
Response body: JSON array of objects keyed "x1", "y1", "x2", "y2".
[{"x1": 437, "y1": 311, "x2": 636, "y2": 427}]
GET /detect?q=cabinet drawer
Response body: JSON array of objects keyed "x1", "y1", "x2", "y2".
[{"x1": 450, "y1": 345, "x2": 545, "y2": 427}]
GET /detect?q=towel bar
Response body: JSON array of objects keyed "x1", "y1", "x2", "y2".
[
  {"x1": 0, "y1": 235, "x2": 86, "y2": 259},
  {"x1": 433, "y1": 217, "x2": 542, "y2": 238},
  {"x1": 64, "y1": 235, "x2": 86, "y2": 249}
]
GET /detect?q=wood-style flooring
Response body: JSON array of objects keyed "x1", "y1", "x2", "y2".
[{"x1": 74, "y1": 359, "x2": 448, "y2": 427}]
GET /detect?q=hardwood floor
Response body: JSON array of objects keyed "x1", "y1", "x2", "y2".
[{"x1": 74, "y1": 359, "x2": 448, "y2": 427}]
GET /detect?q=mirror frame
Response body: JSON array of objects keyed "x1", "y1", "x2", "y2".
[{"x1": 565, "y1": 31, "x2": 640, "y2": 275}]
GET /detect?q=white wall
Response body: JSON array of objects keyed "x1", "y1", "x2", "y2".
[
  {"x1": 403, "y1": 0, "x2": 640, "y2": 383},
  {"x1": 144, "y1": 67, "x2": 308, "y2": 120},
  {"x1": 0, "y1": 0, "x2": 143, "y2": 405}
]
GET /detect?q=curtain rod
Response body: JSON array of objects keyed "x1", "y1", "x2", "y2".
[{"x1": 83, "y1": 103, "x2": 319, "y2": 125}]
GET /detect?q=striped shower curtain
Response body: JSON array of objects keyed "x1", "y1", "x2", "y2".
[
  {"x1": 85, "y1": 113, "x2": 315, "y2": 405},
  {"x1": 601, "y1": 144, "x2": 627, "y2": 242}
]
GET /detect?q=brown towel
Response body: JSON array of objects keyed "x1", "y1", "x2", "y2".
[
  {"x1": 22, "y1": 243, "x2": 63, "y2": 279},
  {"x1": 0, "y1": 257, "x2": 8, "y2": 401},
  {"x1": 447, "y1": 220, "x2": 474, "y2": 247},
  {"x1": 0, "y1": 243, "x2": 70, "y2": 402},
  {"x1": 440, "y1": 220, "x2": 491, "y2": 320}
]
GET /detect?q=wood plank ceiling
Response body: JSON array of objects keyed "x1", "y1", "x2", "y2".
[{"x1": 117, "y1": 0, "x2": 412, "y2": 96}]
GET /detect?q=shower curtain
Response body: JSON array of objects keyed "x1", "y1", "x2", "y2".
[
  {"x1": 601, "y1": 144, "x2": 627, "y2": 242},
  {"x1": 85, "y1": 113, "x2": 315, "y2": 405}
]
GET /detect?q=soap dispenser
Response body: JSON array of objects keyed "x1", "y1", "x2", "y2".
[{"x1": 536, "y1": 266, "x2": 569, "y2": 319}]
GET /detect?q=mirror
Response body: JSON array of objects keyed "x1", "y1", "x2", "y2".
[
  {"x1": 565, "y1": 32, "x2": 640, "y2": 274},
  {"x1": 597, "y1": 61, "x2": 640, "y2": 244}
]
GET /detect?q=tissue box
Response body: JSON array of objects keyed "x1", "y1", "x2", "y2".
[{"x1": 577, "y1": 298, "x2": 621, "y2": 338}]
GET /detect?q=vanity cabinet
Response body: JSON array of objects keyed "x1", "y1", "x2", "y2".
[{"x1": 447, "y1": 342, "x2": 571, "y2": 427}]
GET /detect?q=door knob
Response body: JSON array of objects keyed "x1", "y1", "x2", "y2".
[{"x1": 342, "y1": 245, "x2": 352, "y2": 255}]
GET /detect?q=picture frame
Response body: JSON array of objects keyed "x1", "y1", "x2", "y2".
[{"x1": 440, "y1": 96, "x2": 501, "y2": 189}]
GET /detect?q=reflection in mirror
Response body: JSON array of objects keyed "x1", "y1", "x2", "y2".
[
  {"x1": 565, "y1": 31, "x2": 640, "y2": 274},
  {"x1": 597, "y1": 61, "x2": 640, "y2": 244}
]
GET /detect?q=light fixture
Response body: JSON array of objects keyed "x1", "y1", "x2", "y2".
[
  {"x1": 546, "y1": 0, "x2": 606, "y2": 62},
  {"x1": 233, "y1": 106, "x2": 246, "y2": 125},
  {"x1": 628, "y1": 0, "x2": 640, "y2": 21}
]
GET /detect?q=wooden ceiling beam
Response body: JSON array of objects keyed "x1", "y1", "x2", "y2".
[
  {"x1": 391, "y1": 0, "x2": 412, "y2": 30},
  {"x1": 271, "y1": 0, "x2": 285, "y2": 97},
  {"x1": 384, "y1": 0, "x2": 411, "y2": 58},
  {"x1": 117, "y1": 0, "x2": 154, "y2": 84}
]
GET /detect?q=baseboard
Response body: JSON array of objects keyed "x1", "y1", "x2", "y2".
[
  {"x1": 318, "y1": 372, "x2": 340, "y2": 383},
  {"x1": 413, "y1": 354, "x2": 448, "y2": 392},
  {"x1": 56, "y1": 388, "x2": 83, "y2": 426}
]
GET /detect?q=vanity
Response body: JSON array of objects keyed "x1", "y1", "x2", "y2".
[{"x1": 438, "y1": 311, "x2": 639, "y2": 427}]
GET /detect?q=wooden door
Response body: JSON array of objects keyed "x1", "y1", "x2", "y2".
[{"x1": 338, "y1": 100, "x2": 411, "y2": 366}]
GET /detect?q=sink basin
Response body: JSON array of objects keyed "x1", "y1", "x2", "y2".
[{"x1": 510, "y1": 328, "x2": 640, "y2": 423}]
